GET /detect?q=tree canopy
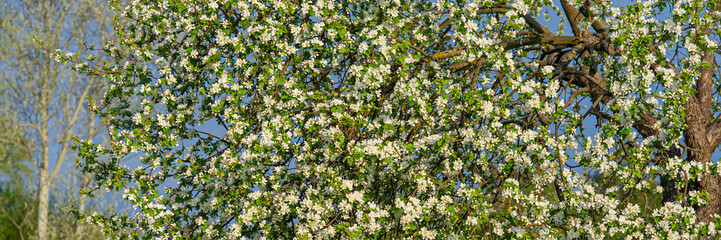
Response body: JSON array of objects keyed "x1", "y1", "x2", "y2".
[{"x1": 61, "y1": 0, "x2": 721, "y2": 238}]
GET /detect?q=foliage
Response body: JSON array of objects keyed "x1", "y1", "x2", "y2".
[
  {"x1": 0, "y1": 181, "x2": 36, "y2": 240},
  {"x1": 62, "y1": 0, "x2": 721, "y2": 239}
]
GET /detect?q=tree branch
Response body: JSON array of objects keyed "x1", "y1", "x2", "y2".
[{"x1": 559, "y1": 0, "x2": 585, "y2": 37}]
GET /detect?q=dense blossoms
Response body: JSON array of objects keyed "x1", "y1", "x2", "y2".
[{"x1": 59, "y1": 0, "x2": 721, "y2": 239}]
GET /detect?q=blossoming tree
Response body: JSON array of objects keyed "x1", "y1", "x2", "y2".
[{"x1": 59, "y1": 0, "x2": 721, "y2": 238}]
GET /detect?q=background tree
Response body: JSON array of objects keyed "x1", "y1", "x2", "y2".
[
  {"x1": 66, "y1": 0, "x2": 721, "y2": 238},
  {"x1": 0, "y1": 0, "x2": 115, "y2": 239}
]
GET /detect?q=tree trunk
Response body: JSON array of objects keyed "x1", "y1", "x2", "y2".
[
  {"x1": 37, "y1": 39, "x2": 51, "y2": 240},
  {"x1": 75, "y1": 99, "x2": 99, "y2": 239},
  {"x1": 37, "y1": 176, "x2": 49, "y2": 240},
  {"x1": 37, "y1": 142, "x2": 49, "y2": 240},
  {"x1": 687, "y1": 112, "x2": 721, "y2": 223},
  {"x1": 684, "y1": 65, "x2": 719, "y2": 223},
  {"x1": 75, "y1": 177, "x2": 89, "y2": 238},
  {"x1": 688, "y1": 17, "x2": 721, "y2": 222}
]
